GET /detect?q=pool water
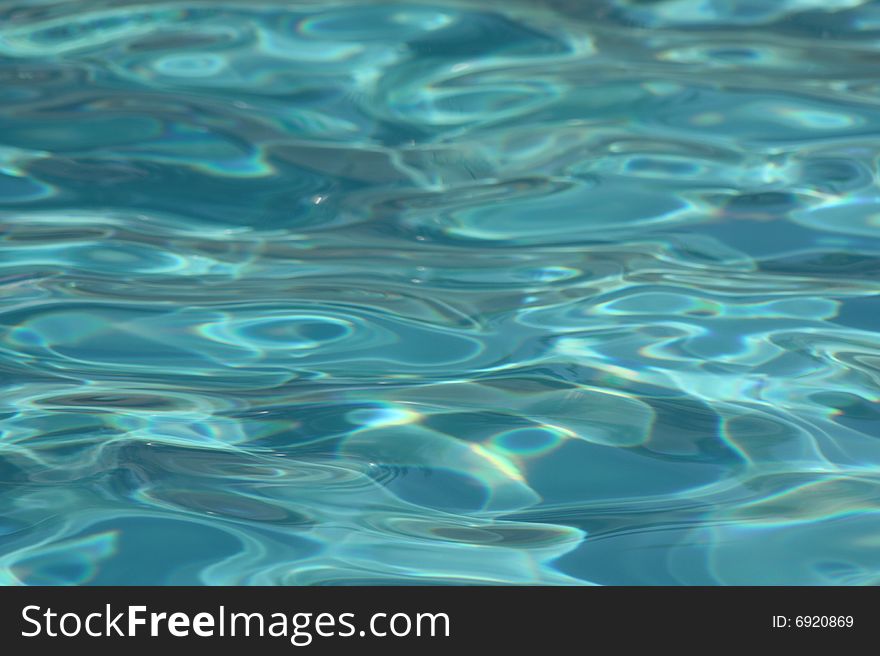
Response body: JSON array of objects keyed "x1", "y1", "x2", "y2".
[{"x1": 1, "y1": 0, "x2": 880, "y2": 585}]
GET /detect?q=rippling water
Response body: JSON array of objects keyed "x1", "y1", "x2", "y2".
[{"x1": 1, "y1": 0, "x2": 880, "y2": 585}]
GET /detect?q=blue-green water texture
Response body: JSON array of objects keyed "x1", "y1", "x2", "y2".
[{"x1": 2, "y1": 0, "x2": 880, "y2": 585}]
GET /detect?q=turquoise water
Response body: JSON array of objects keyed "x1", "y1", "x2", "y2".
[{"x1": 1, "y1": 0, "x2": 879, "y2": 586}]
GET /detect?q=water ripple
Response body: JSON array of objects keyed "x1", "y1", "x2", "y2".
[{"x1": 0, "y1": 0, "x2": 879, "y2": 585}]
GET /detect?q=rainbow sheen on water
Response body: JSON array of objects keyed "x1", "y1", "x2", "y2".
[{"x1": 1, "y1": 0, "x2": 880, "y2": 585}]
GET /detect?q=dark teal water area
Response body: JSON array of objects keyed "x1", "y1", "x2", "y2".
[{"x1": 1, "y1": 0, "x2": 880, "y2": 585}]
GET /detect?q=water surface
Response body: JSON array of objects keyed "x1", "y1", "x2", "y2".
[{"x1": 1, "y1": 0, "x2": 880, "y2": 585}]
